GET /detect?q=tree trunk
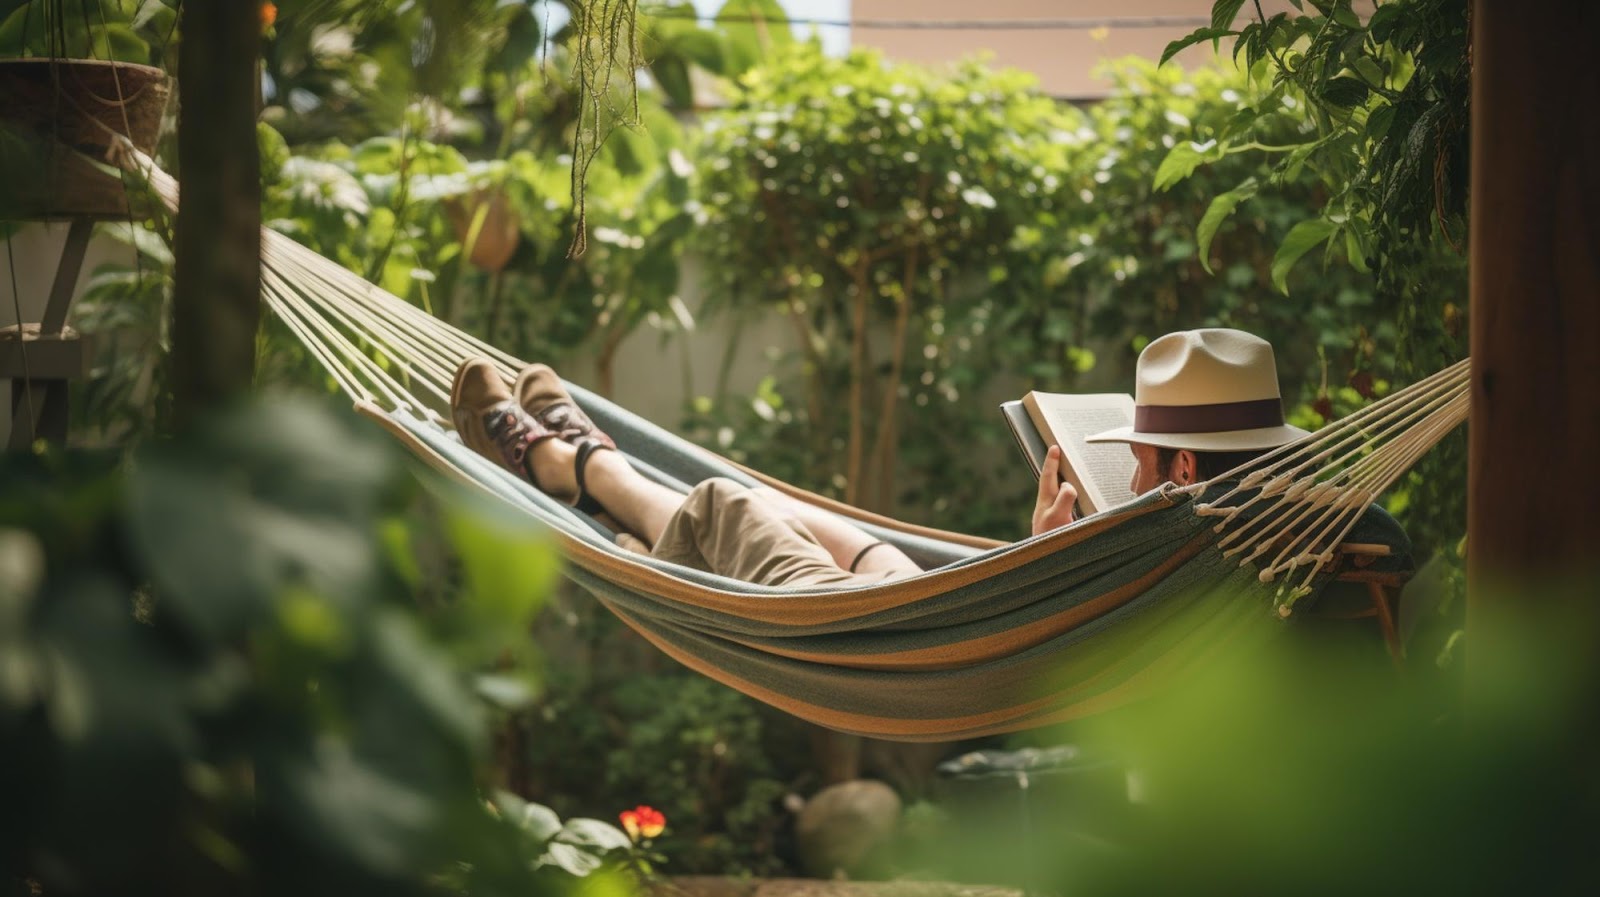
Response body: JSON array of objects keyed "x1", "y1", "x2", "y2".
[
  {"x1": 845, "y1": 264, "x2": 870, "y2": 507},
  {"x1": 786, "y1": 296, "x2": 828, "y2": 483},
  {"x1": 170, "y1": 2, "x2": 262, "y2": 426},
  {"x1": 873, "y1": 248, "x2": 918, "y2": 513}
]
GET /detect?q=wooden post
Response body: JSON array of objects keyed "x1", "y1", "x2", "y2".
[
  {"x1": 1468, "y1": 3, "x2": 1600, "y2": 606},
  {"x1": 170, "y1": 1, "x2": 262, "y2": 426}
]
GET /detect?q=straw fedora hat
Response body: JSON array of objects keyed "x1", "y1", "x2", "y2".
[{"x1": 1084, "y1": 328, "x2": 1309, "y2": 452}]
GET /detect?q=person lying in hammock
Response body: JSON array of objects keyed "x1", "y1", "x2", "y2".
[{"x1": 450, "y1": 327, "x2": 1305, "y2": 589}]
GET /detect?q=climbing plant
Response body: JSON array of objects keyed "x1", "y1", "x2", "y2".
[
  {"x1": 1161, "y1": 0, "x2": 1470, "y2": 560},
  {"x1": 1161, "y1": 0, "x2": 1470, "y2": 282}
]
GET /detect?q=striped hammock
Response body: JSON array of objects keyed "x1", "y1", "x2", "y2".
[{"x1": 117, "y1": 146, "x2": 1465, "y2": 740}]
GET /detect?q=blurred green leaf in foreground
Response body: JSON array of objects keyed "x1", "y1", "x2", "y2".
[
  {"x1": 904, "y1": 597, "x2": 1600, "y2": 896},
  {"x1": 0, "y1": 397, "x2": 581, "y2": 897}
]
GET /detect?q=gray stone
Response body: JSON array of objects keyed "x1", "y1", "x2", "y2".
[{"x1": 794, "y1": 780, "x2": 903, "y2": 879}]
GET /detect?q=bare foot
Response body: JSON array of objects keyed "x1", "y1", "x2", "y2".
[{"x1": 616, "y1": 532, "x2": 652, "y2": 554}]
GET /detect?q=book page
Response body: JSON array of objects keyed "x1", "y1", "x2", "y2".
[{"x1": 1021, "y1": 393, "x2": 1137, "y2": 514}]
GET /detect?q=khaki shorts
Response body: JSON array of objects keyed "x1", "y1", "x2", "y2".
[{"x1": 650, "y1": 478, "x2": 910, "y2": 588}]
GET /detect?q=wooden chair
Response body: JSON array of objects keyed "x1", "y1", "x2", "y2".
[{"x1": 1319, "y1": 541, "x2": 1413, "y2": 667}]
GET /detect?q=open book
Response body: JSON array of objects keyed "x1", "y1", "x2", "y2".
[{"x1": 1000, "y1": 392, "x2": 1138, "y2": 516}]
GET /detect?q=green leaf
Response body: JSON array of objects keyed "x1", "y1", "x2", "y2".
[
  {"x1": 0, "y1": 7, "x2": 33, "y2": 51},
  {"x1": 1352, "y1": 56, "x2": 1386, "y2": 87},
  {"x1": 1271, "y1": 218, "x2": 1340, "y2": 293},
  {"x1": 1368, "y1": 4, "x2": 1405, "y2": 42},
  {"x1": 1320, "y1": 76, "x2": 1369, "y2": 108},
  {"x1": 271, "y1": 739, "x2": 436, "y2": 877},
  {"x1": 540, "y1": 817, "x2": 632, "y2": 876},
  {"x1": 1365, "y1": 103, "x2": 1395, "y2": 141},
  {"x1": 257, "y1": 122, "x2": 291, "y2": 179},
  {"x1": 490, "y1": 4, "x2": 541, "y2": 76},
  {"x1": 1160, "y1": 26, "x2": 1238, "y2": 67},
  {"x1": 718, "y1": 0, "x2": 793, "y2": 74},
  {"x1": 1153, "y1": 140, "x2": 1222, "y2": 192},
  {"x1": 1343, "y1": 228, "x2": 1370, "y2": 273},
  {"x1": 1211, "y1": 0, "x2": 1249, "y2": 29},
  {"x1": 559, "y1": 818, "x2": 633, "y2": 853},
  {"x1": 650, "y1": 57, "x2": 695, "y2": 108},
  {"x1": 131, "y1": 0, "x2": 177, "y2": 34},
  {"x1": 442, "y1": 500, "x2": 559, "y2": 664},
  {"x1": 520, "y1": 801, "x2": 564, "y2": 843},
  {"x1": 126, "y1": 401, "x2": 394, "y2": 641},
  {"x1": 651, "y1": 21, "x2": 728, "y2": 72},
  {"x1": 543, "y1": 842, "x2": 603, "y2": 877},
  {"x1": 97, "y1": 23, "x2": 152, "y2": 63},
  {"x1": 1196, "y1": 178, "x2": 1259, "y2": 273}
]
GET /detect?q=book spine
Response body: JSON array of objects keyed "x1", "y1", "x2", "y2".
[{"x1": 999, "y1": 401, "x2": 1047, "y2": 478}]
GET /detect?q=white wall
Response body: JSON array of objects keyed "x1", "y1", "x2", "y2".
[{"x1": 570, "y1": 253, "x2": 798, "y2": 434}]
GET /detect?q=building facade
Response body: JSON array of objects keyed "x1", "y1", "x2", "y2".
[{"x1": 849, "y1": 1, "x2": 1374, "y2": 100}]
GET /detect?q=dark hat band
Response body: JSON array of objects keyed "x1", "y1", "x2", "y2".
[{"x1": 1134, "y1": 397, "x2": 1284, "y2": 434}]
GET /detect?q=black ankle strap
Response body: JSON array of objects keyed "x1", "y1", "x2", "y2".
[{"x1": 571, "y1": 437, "x2": 610, "y2": 516}]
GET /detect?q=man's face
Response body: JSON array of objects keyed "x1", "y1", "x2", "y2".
[
  {"x1": 1128, "y1": 444, "x2": 1197, "y2": 494},
  {"x1": 1128, "y1": 443, "x2": 1167, "y2": 495}
]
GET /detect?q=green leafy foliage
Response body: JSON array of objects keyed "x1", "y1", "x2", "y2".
[
  {"x1": 908, "y1": 604, "x2": 1600, "y2": 894},
  {"x1": 0, "y1": 0, "x2": 178, "y2": 66},
  {"x1": 0, "y1": 398, "x2": 571, "y2": 895},
  {"x1": 1270, "y1": 217, "x2": 1339, "y2": 293},
  {"x1": 521, "y1": 641, "x2": 799, "y2": 877},
  {"x1": 492, "y1": 792, "x2": 640, "y2": 879},
  {"x1": 1170, "y1": 0, "x2": 1470, "y2": 291},
  {"x1": 1161, "y1": 0, "x2": 1469, "y2": 560},
  {"x1": 693, "y1": 48, "x2": 1432, "y2": 540},
  {"x1": 695, "y1": 42, "x2": 1082, "y2": 518}
]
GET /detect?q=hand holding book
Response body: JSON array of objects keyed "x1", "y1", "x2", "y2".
[
  {"x1": 1030, "y1": 445, "x2": 1079, "y2": 534},
  {"x1": 1000, "y1": 391, "x2": 1137, "y2": 517}
]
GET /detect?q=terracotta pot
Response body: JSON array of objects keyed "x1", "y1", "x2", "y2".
[
  {"x1": 0, "y1": 58, "x2": 171, "y2": 220},
  {"x1": 444, "y1": 188, "x2": 521, "y2": 272}
]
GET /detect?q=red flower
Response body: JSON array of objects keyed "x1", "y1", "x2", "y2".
[{"x1": 619, "y1": 805, "x2": 666, "y2": 841}]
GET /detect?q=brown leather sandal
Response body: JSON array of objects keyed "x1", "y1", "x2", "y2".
[
  {"x1": 451, "y1": 358, "x2": 608, "y2": 515},
  {"x1": 513, "y1": 364, "x2": 617, "y2": 450},
  {"x1": 514, "y1": 363, "x2": 616, "y2": 516}
]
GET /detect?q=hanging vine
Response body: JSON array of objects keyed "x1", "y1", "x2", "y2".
[{"x1": 564, "y1": 0, "x2": 642, "y2": 256}]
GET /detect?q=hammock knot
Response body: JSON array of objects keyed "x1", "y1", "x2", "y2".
[
  {"x1": 1238, "y1": 468, "x2": 1270, "y2": 490},
  {"x1": 1260, "y1": 472, "x2": 1296, "y2": 498}
]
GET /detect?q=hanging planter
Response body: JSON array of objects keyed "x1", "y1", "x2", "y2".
[
  {"x1": 443, "y1": 187, "x2": 522, "y2": 273},
  {"x1": 0, "y1": 58, "x2": 170, "y2": 220}
]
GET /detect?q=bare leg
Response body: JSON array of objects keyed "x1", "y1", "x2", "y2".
[
  {"x1": 750, "y1": 487, "x2": 920, "y2": 579},
  {"x1": 526, "y1": 440, "x2": 917, "y2": 580},
  {"x1": 529, "y1": 440, "x2": 682, "y2": 546}
]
